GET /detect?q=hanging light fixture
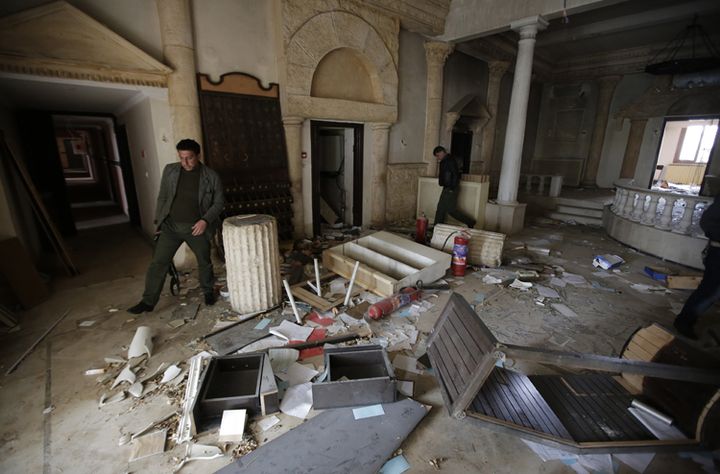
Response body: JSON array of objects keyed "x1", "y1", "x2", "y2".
[{"x1": 645, "y1": 15, "x2": 720, "y2": 75}]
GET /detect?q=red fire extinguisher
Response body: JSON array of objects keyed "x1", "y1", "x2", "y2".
[
  {"x1": 451, "y1": 232, "x2": 470, "y2": 276},
  {"x1": 415, "y1": 213, "x2": 428, "y2": 244}
]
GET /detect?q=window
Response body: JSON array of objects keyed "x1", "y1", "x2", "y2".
[{"x1": 677, "y1": 121, "x2": 718, "y2": 163}]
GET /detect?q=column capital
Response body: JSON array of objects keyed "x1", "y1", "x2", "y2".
[
  {"x1": 282, "y1": 116, "x2": 304, "y2": 127},
  {"x1": 424, "y1": 41, "x2": 454, "y2": 65},
  {"x1": 510, "y1": 15, "x2": 548, "y2": 40},
  {"x1": 370, "y1": 122, "x2": 392, "y2": 131},
  {"x1": 488, "y1": 60, "x2": 510, "y2": 79}
]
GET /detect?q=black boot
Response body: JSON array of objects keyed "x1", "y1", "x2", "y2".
[
  {"x1": 127, "y1": 301, "x2": 154, "y2": 314},
  {"x1": 204, "y1": 292, "x2": 217, "y2": 306},
  {"x1": 673, "y1": 319, "x2": 697, "y2": 340}
]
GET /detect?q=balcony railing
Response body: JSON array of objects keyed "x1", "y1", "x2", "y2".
[{"x1": 610, "y1": 180, "x2": 712, "y2": 237}]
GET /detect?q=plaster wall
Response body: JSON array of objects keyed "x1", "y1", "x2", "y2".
[
  {"x1": 596, "y1": 73, "x2": 656, "y2": 188},
  {"x1": 0, "y1": 0, "x2": 163, "y2": 61},
  {"x1": 388, "y1": 30, "x2": 427, "y2": 164},
  {"x1": 192, "y1": 0, "x2": 278, "y2": 84},
  {"x1": 632, "y1": 116, "x2": 664, "y2": 187},
  {"x1": 440, "y1": 0, "x2": 616, "y2": 41},
  {"x1": 117, "y1": 95, "x2": 174, "y2": 237}
]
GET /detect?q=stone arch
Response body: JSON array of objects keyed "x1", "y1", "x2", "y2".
[
  {"x1": 286, "y1": 11, "x2": 397, "y2": 107},
  {"x1": 667, "y1": 92, "x2": 720, "y2": 116},
  {"x1": 311, "y1": 47, "x2": 382, "y2": 103}
]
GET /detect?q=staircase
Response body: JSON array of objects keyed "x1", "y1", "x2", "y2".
[{"x1": 546, "y1": 197, "x2": 606, "y2": 226}]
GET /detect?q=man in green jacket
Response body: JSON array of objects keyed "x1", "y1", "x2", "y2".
[{"x1": 128, "y1": 139, "x2": 224, "y2": 314}]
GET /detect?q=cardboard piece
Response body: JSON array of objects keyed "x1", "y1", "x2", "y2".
[
  {"x1": 218, "y1": 409, "x2": 247, "y2": 442},
  {"x1": 666, "y1": 275, "x2": 702, "y2": 290}
]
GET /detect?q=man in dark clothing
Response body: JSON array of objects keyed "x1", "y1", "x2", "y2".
[
  {"x1": 128, "y1": 139, "x2": 225, "y2": 314},
  {"x1": 674, "y1": 178, "x2": 720, "y2": 339},
  {"x1": 433, "y1": 146, "x2": 476, "y2": 228}
]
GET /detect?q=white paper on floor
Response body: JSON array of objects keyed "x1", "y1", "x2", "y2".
[
  {"x1": 256, "y1": 415, "x2": 281, "y2": 431},
  {"x1": 269, "y1": 320, "x2": 314, "y2": 342},
  {"x1": 218, "y1": 409, "x2": 247, "y2": 442},
  {"x1": 269, "y1": 348, "x2": 299, "y2": 374},
  {"x1": 392, "y1": 354, "x2": 421, "y2": 374},
  {"x1": 509, "y1": 279, "x2": 533, "y2": 290},
  {"x1": 276, "y1": 362, "x2": 318, "y2": 386},
  {"x1": 535, "y1": 285, "x2": 560, "y2": 299},
  {"x1": 482, "y1": 274, "x2": 503, "y2": 285},
  {"x1": 238, "y1": 335, "x2": 287, "y2": 353},
  {"x1": 280, "y1": 382, "x2": 313, "y2": 419},
  {"x1": 552, "y1": 303, "x2": 578, "y2": 318}
]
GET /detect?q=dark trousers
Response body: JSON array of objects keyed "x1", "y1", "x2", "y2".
[
  {"x1": 675, "y1": 246, "x2": 720, "y2": 328},
  {"x1": 434, "y1": 188, "x2": 476, "y2": 228},
  {"x1": 142, "y1": 218, "x2": 214, "y2": 306}
]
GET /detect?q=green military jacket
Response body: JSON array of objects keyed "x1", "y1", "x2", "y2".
[{"x1": 154, "y1": 162, "x2": 225, "y2": 238}]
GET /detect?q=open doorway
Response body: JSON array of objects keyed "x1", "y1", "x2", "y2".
[
  {"x1": 651, "y1": 117, "x2": 718, "y2": 194},
  {"x1": 451, "y1": 126, "x2": 473, "y2": 174},
  {"x1": 310, "y1": 121, "x2": 363, "y2": 236},
  {"x1": 52, "y1": 115, "x2": 138, "y2": 229}
]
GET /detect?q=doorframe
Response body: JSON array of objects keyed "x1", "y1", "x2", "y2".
[{"x1": 310, "y1": 120, "x2": 364, "y2": 236}]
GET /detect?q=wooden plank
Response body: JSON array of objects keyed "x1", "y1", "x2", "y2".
[
  {"x1": 532, "y1": 376, "x2": 602, "y2": 442},
  {"x1": 507, "y1": 370, "x2": 572, "y2": 438},
  {"x1": 323, "y1": 250, "x2": 396, "y2": 296},
  {"x1": 290, "y1": 277, "x2": 362, "y2": 312},
  {"x1": 427, "y1": 343, "x2": 461, "y2": 403},
  {"x1": 667, "y1": 275, "x2": 702, "y2": 290}
]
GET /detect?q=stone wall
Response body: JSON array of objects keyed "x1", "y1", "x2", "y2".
[{"x1": 385, "y1": 163, "x2": 426, "y2": 221}]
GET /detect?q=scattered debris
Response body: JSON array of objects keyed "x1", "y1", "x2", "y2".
[
  {"x1": 128, "y1": 326, "x2": 154, "y2": 359},
  {"x1": 429, "y1": 457, "x2": 446, "y2": 470},
  {"x1": 256, "y1": 415, "x2": 280, "y2": 431},
  {"x1": 279, "y1": 382, "x2": 313, "y2": 419},
  {"x1": 666, "y1": 275, "x2": 702, "y2": 290},
  {"x1": 218, "y1": 409, "x2": 247, "y2": 443},
  {"x1": 129, "y1": 429, "x2": 167, "y2": 462},
  {"x1": 551, "y1": 303, "x2": 578, "y2": 318},
  {"x1": 592, "y1": 254, "x2": 624, "y2": 270},
  {"x1": 160, "y1": 365, "x2": 182, "y2": 384},
  {"x1": 230, "y1": 434, "x2": 258, "y2": 460}
]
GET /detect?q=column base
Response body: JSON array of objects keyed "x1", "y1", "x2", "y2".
[{"x1": 484, "y1": 201, "x2": 526, "y2": 235}]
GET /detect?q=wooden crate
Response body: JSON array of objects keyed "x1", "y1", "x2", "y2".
[{"x1": 322, "y1": 231, "x2": 451, "y2": 297}]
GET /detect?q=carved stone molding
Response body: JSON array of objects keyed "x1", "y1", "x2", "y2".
[{"x1": 424, "y1": 41, "x2": 454, "y2": 66}]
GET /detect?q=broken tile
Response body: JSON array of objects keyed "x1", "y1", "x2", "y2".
[
  {"x1": 111, "y1": 365, "x2": 136, "y2": 389},
  {"x1": 128, "y1": 381, "x2": 143, "y2": 398},
  {"x1": 128, "y1": 326, "x2": 153, "y2": 359},
  {"x1": 160, "y1": 364, "x2": 182, "y2": 384},
  {"x1": 129, "y1": 429, "x2": 166, "y2": 462}
]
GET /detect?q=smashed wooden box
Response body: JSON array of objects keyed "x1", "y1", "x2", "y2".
[
  {"x1": 430, "y1": 223, "x2": 505, "y2": 268},
  {"x1": 322, "y1": 231, "x2": 451, "y2": 297},
  {"x1": 312, "y1": 345, "x2": 396, "y2": 409},
  {"x1": 427, "y1": 294, "x2": 720, "y2": 453},
  {"x1": 193, "y1": 353, "x2": 278, "y2": 433}
]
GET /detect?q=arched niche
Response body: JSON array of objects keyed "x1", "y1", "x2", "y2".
[{"x1": 311, "y1": 48, "x2": 381, "y2": 104}]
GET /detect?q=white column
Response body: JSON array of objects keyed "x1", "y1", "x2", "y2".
[
  {"x1": 282, "y1": 116, "x2": 305, "y2": 237},
  {"x1": 497, "y1": 16, "x2": 548, "y2": 204},
  {"x1": 423, "y1": 42, "x2": 454, "y2": 177},
  {"x1": 370, "y1": 122, "x2": 391, "y2": 226}
]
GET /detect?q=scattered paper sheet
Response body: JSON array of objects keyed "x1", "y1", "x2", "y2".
[
  {"x1": 392, "y1": 354, "x2": 421, "y2": 374},
  {"x1": 256, "y1": 415, "x2": 281, "y2": 431},
  {"x1": 270, "y1": 320, "x2": 314, "y2": 342},
  {"x1": 397, "y1": 380, "x2": 414, "y2": 397},
  {"x1": 280, "y1": 382, "x2": 313, "y2": 419},
  {"x1": 353, "y1": 404, "x2": 385, "y2": 420},
  {"x1": 276, "y1": 362, "x2": 319, "y2": 386},
  {"x1": 269, "y1": 348, "x2": 299, "y2": 374},
  {"x1": 218, "y1": 409, "x2": 247, "y2": 442},
  {"x1": 254, "y1": 318, "x2": 272, "y2": 330},
  {"x1": 238, "y1": 336, "x2": 287, "y2": 353},
  {"x1": 552, "y1": 303, "x2": 578, "y2": 318},
  {"x1": 510, "y1": 279, "x2": 533, "y2": 290},
  {"x1": 379, "y1": 455, "x2": 411, "y2": 474},
  {"x1": 535, "y1": 285, "x2": 560, "y2": 299}
]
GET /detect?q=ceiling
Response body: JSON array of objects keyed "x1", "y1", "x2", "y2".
[
  {"x1": 459, "y1": 0, "x2": 720, "y2": 78},
  {"x1": 0, "y1": 74, "x2": 156, "y2": 114}
]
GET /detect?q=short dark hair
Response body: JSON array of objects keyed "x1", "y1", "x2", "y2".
[
  {"x1": 176, "y1": 139, "x2": 201, "y2": 155},
  {"x1": 433, "y1": 146, "x2": 446, "y2": 155}
]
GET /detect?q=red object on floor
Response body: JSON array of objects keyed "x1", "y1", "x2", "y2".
[
  {"x1": 368, "y1": 287, "x2": 421, "y2": 320},
  {"x1": 298, "y1": 328, "x2": 327, "y2": 359},
  {"x1": 415, "y1": 213, "x2": 428, "y2": 244},
  {"x1": 307, "y1": 311, "x2": 335, "y2": 326}
]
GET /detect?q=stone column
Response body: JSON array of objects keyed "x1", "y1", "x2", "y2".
[
  {"x1": 156, "y1": 0, "x2": 202, "y2": 144},
  {"x1": 619, "y1": 118, "x2": 648, "y2": 179},
  {"x1": 480, "y1": 61, "x2": 510, "y2": 174},
  {"x1": 497, "y1": 16, "x2": 548, "y2": 204},
  {"x1": 370, "y1": 122, "x2": 391, "y2": 226},
  {"x1": 582, "y1": 76, "x2": 621, "y2": 187},
  {"x1": 282, "y1": 116, "x2": 305, "y2": 237},
  {"x1": 423, "y1": 41, "x2": 454, "y2": 176}
]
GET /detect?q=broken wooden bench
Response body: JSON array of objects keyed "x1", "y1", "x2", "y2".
[{"x1": 427, "y1": 293, "x2": 720, "y2": 453}]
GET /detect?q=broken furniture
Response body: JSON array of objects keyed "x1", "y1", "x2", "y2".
[
  {"x1": 223, "y1": 215, "x2": 282, "y2": 314},
  {"x1": 217, "y1": 398, "x2": 429, "y2": 474},
  {"x1": 427, "y1": 293, "x2": 720, "y2": 453},
  {"x1": 322, "y1": 231, "x2": 451, "y2": 297},
  {"x1": 416, "y1": 175, "x2": 490, "y2": 229},
  {"x1": 290, "y1": 272, "x2": 363, "y2": 312},
  {"x1": 430, "y1": 223, "x2": 506, "y2": 268},
  {"x1": 192, "y1": 353, "x2": 278, "y2": 433},
  {"x1": 312, "y1": 345, "x2": 396, "y2": 409}
]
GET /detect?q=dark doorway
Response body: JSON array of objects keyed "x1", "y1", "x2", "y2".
[
  {"x1": 451, "y1": 129, "x2": 472, "y2": 174},
  {"x1": 310, "y1": 121, "x2": 364, "y2": 236},
  {"x1": 115, "y1": 124, "x2": 141, "y2": 226}
]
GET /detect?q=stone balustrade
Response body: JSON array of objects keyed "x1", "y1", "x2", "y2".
[{"x1": 610, "y1": 181, "x2": 712, "y2": 236}]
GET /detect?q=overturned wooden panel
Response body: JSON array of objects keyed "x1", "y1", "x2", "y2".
[
  {"x1": 322, "y1": 231, "x2": 451, "y2": 297},
  {"x1": 430, "y1": 224, "x2": 505, "y2": 268},
  {"x1": 620, "y1": 324, "x2": 675, "y2": 392}
]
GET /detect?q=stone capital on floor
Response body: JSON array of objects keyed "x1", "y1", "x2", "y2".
[{"x1": 485, "y1": 201, "x2": 526, "y2": 235}]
